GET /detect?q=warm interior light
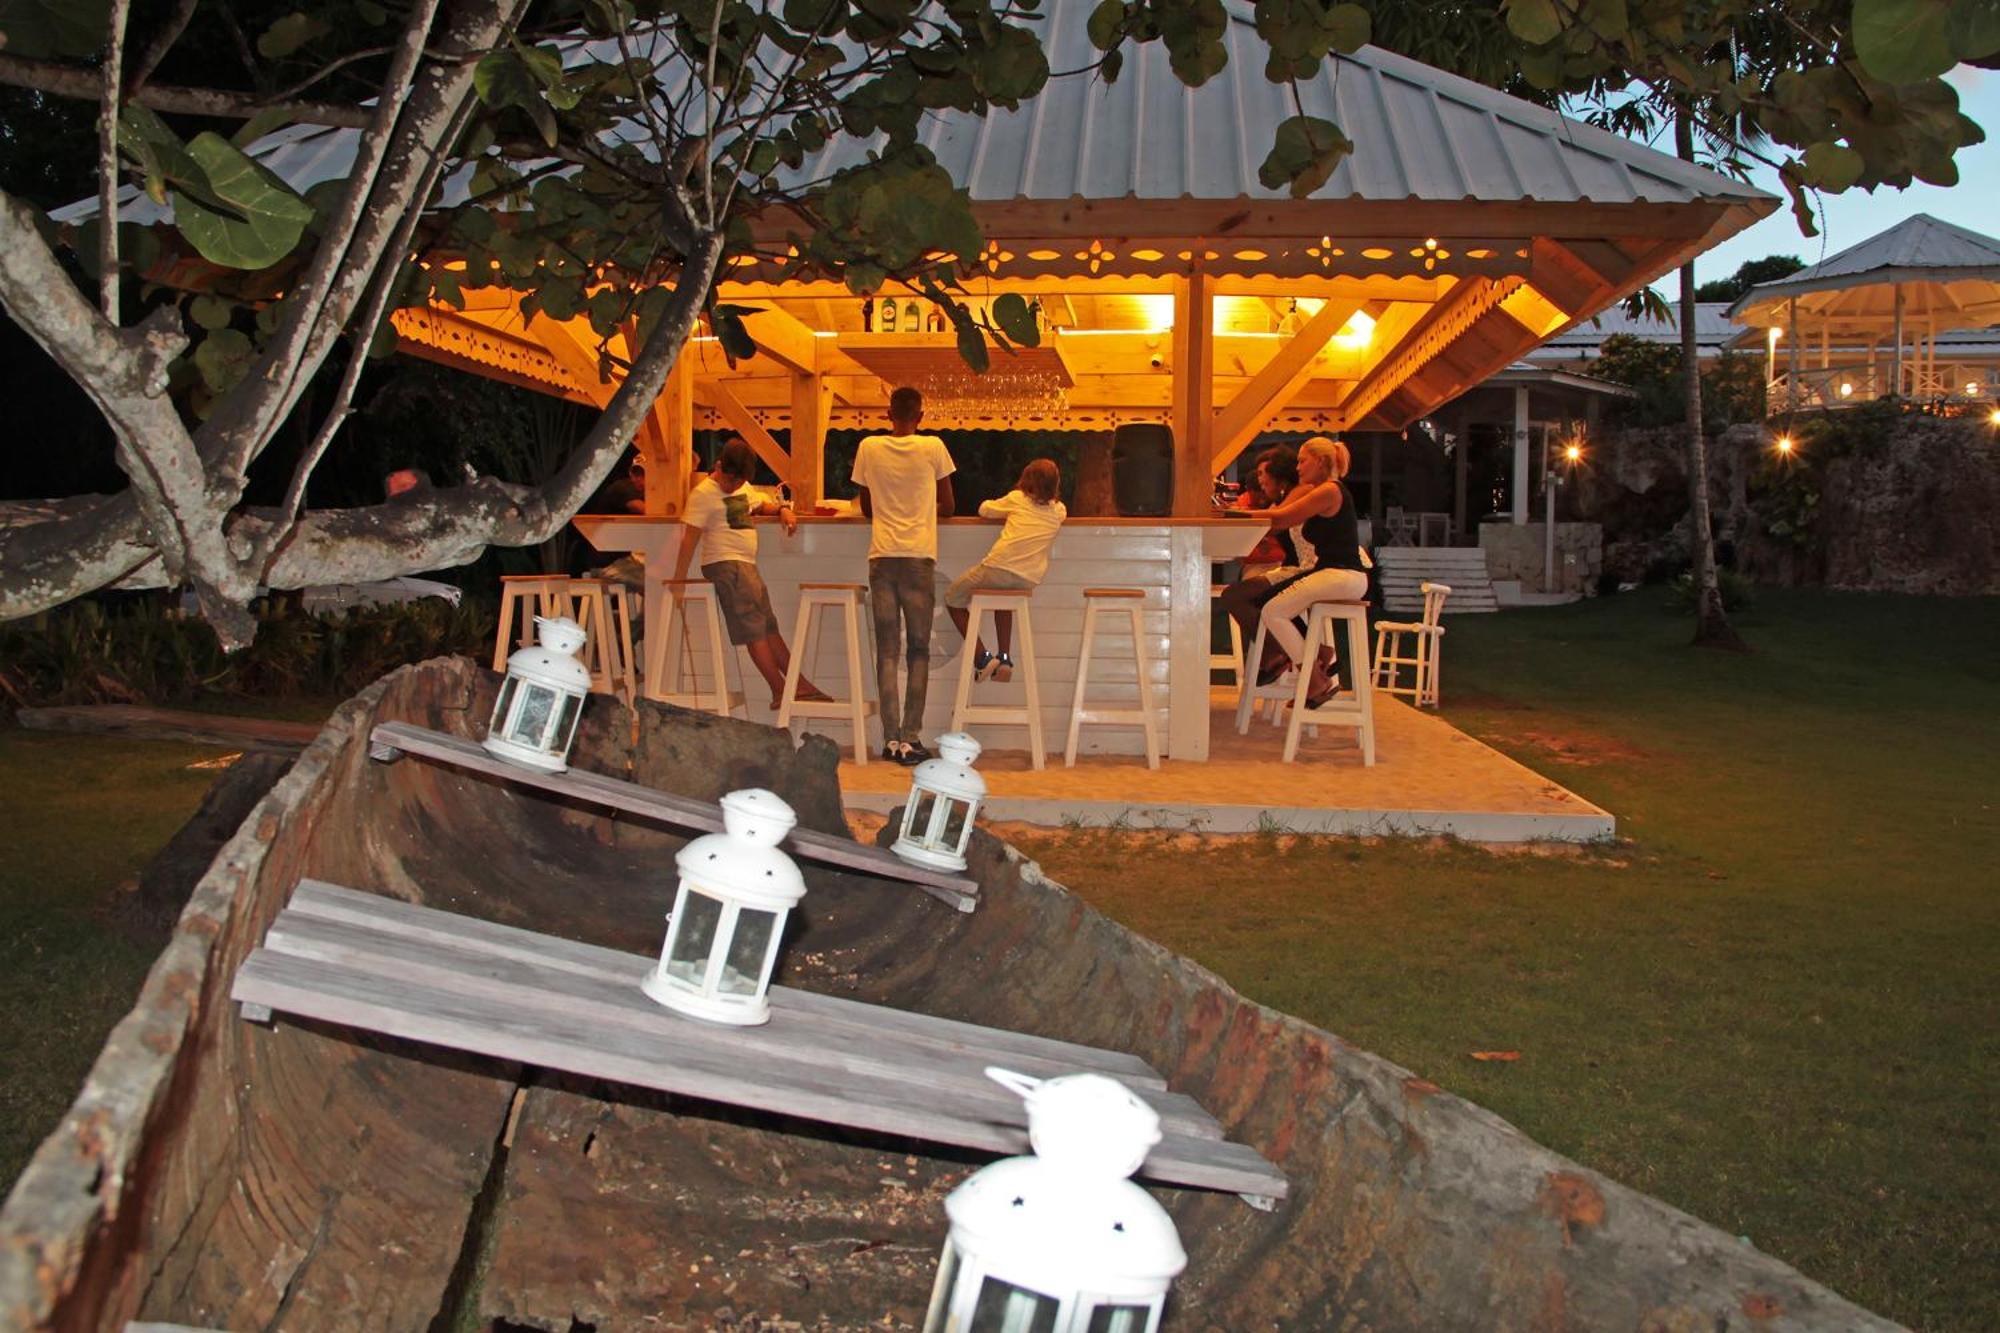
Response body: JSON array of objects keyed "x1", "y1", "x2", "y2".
[
  {"x1": 1563, "y1": 443, "x2": 1583, "y2": 464},
  {"x1": 1838, "y1": 381, "x2": 1853, "y2": 397},
  {"x1": 1965, "y1": 382, "x2": 1980, "y2": 395},
  {"x1": 1767, "y1": 326, "x2": 1782, "y2": 344},
  {"x1": 1333, "y1": 309, "x2": 1376, "y2": 349},
  {"x1": 1990, "y1": 409, "x2": 2000, "y2": 426},
  {"x1": 1134, "y1": 293, "x2": 1175, "y2": 331},
  {"x1": 1776, "y1": 435, "x2": 1795, "y2": 455}
]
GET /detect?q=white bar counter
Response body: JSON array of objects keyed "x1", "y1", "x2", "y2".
[{"x1": 573, "y1": 514, "x2": 1265, "y2": 761}]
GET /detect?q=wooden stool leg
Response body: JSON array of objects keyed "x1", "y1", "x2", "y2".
[
  {"x1": 1235, "y1": 620, "x2": 1269, "y2": 735},
  {"x1": 610, "y1": 586, "x2": 638, "y2": 708},
  {"x1": 776, "y1": 596, "x2": 813, "y2": 729},
  {"x1": 493, "y1": 587, "x2": 518, "y2": 672},
  {"x1": 1282, "y1": 612, "x2": 1325, "y2": 764},
  {"x1": 1017, "y1": 604, "x2": 1045, "y2": 771},
  {"x1": 843, "y1": 593, "x2": 870, "y2": 762},
  {"x1": 1126, "y1": 604, "x2": 1160, "y2": 770},
  {"x1": 1351, "y1": 613, "x2": 1376, "y2": 765},
  {"x1": 950, "y1": 598, "x2": 987, "y2": 735},
  {"x1": 1063, "y1": 603, "x2": 1098, "y2": 767},
  {"x1": 702, "y1": 594, "x2": 736, "y2": 717}
]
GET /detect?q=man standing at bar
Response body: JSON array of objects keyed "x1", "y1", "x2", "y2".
[{"x1": 852, "y1": 386, "x2": 956, "y2": 765}]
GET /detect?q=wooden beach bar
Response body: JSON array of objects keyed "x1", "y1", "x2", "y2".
[{"x1": 386, "y1": 13, "x2": 1773, "y2": 764}]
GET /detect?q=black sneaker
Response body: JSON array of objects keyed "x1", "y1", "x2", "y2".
[
  {"x1": 882, "y1": 741, "x2": 911, "y2": 764},
  {"x1": 900, "y1": 741, "x2": 931, "y2": 766},
  {"x1": 973, "y1": 646, "x2": 996, "y2": 680},
  {"x1": 990, "y1": 652, "x2": 1015, "y2": 683}
]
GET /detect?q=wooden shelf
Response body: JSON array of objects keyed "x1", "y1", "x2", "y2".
[{"x1": 837, "y1": 333, "x2": 1074, "y2": 388}]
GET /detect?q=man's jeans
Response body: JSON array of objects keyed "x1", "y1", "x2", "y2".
[{"x1": 868, "y1": 556, "x2": 935, "y2": 746}]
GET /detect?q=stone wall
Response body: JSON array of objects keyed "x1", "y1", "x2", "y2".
[{"x1": 1479, "y1": 521, "x2": 1604, "y2": 594}]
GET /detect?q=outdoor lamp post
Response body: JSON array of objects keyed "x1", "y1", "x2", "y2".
[
  {"x1": 893, "y1": 732, "x2": 987, "y2": 872},
  {"x1": 921, "y1": 1068, "x2": 1187, "y2": 1333},
  {"x1": 641, "y1": 788, "x2": 804, "y2": 1026},
  {"x1": 483, "y1": 616, "x2": 593, "y2": 773}
]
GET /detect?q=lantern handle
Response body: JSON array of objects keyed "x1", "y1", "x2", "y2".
[{"x1": 984, "y1": 1066, "x2": 1042, "y2": 1101}]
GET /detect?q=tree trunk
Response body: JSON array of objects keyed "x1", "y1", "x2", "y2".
[{"x1": 1676, "y1": 112, "x2": 1746, "y2": 651}]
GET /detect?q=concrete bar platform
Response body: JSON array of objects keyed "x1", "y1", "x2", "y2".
[{"x1": 837, "y1": 692, "x2": 1615, "y2": 843}]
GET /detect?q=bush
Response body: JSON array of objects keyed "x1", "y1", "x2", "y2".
[
  {"x1": 0, "y1": 595, "x2": 496, "y2": 710},
  {"x1": 1665, "y1": 569, "x2": 1755, "y2": 614}
]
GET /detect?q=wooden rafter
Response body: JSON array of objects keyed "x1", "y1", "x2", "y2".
[
  {"x1": 1169, "y1": 270, "x2": 1215, "y2": 516},
  {"x1": 700, "y1": 376, "x2": 793, "y2": 482},
  {"x1": 528, "y1": 314, "x2": 618, "y2": 406},
  {"x1": 737, "y1": 303, "x2": 821, "y2": 375},
  {"x1": 1208, "y1": 297, "x2": 1362, "y2": 472},
  {"x1": 1336, "y1": 277, "x2": 1520, "y2": 429}
]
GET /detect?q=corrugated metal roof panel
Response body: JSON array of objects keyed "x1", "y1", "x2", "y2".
[{"x1": 1730, "y1": 214, "x2": 2000, "y2": 318}]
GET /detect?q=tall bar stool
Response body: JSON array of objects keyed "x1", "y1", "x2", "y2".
[
  {"x1": 646, "y1": 579, "x2": 747, "y2": 717},
  {"x1": 777, "y1": 582, "x2": 876, "y2": 765},
  {"x1": 1373, "y1": 581, "x2": 1451, "y2": 708},
  {"x1": 1283, "y1": 600, "x2": 1376, "y2": 766},
  {"x1": 949, "y1": 591, "x2": 1045, "y2": 770},
  {"x1": 496, "y1": 574, "x2": 638, "y2": 707},
  {"x1": 1064, "y1": 588, "x2": 1161, "y2": 770},
  {"x1": 1208, "y1": 583, "x2": 1244, "y2": 706},
  {"x1": 1235, "y1": 617, "x2": 1302, "y2": 735}
]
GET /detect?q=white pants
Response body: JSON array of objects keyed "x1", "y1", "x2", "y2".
[{"x1": 1260, "y1": 568, "x2": 1369, "y2": 664}]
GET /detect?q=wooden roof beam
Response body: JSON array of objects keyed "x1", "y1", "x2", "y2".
[
  {"x1": 1335, "y1": 277, "x2": 1518, "y2": 429},
  {"x1": 527, "y1": 314, "x2": 619, "y2": 407},
  {"x1": 699, "y1": 376, "x2": 793, "y2": 483},
  {"x1": 737, "y1": 303, "x2": 821, "y2": 375},
  {"x1": 1209, "y1": 297, "x2": 1363, "y2": 473}
]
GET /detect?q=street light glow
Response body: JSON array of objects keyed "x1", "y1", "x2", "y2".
[
  {"x1": 1563, "y1": 443, "x2": 1583, "y2": 464},
  {"x1": 1776, "y1": 435, "x2": 1795, "y2": 455}
]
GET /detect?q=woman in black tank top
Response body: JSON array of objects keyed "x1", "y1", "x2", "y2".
[{"x1": 1255, "y1": 438, "x2": 1371, "y2": 704}]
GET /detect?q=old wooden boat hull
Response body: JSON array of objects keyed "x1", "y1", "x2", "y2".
[{"x1": 0, "y1": 658, "x2": 1894, "y2": 1330}]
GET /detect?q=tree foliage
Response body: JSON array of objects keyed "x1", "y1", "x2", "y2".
[{"x1": 1694, "y1": 253, "x2": 1807, "y2": 303}]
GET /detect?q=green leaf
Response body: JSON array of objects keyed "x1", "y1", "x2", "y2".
[
  {"x1": 193, "y1": 328, "x2": 256, "y2": 395},
  {"x1": 1257, "y1": 114, "x2": 1352, "y2": 198},
  {"x1": 1802, "y1": 141, "x2": 1864, "y2": 192},
  {"x1": 1947, "y1": 0, "x2": 2000, "y2": 60},
  {"x1": 1503, "y1": 0, "x2": 1564, "y2": 46},
  {"x1": 0, "y1": 0, "x2": 110, "y2": 58},
  {"x1": 955, "y1": 318, "x2": 991, "y2": 373},
  {"x1": 783, "y1": 0, "x2": 842, "y2": 32},
  {"x1": 355, "y1": 0, "x2": 388, "y2": 24},
  {"x1": 714, "y1": 308, "x2": 758, "y2": 361},
  {"x1": 1325, "y1": 3, "x2": 1370, "y2": 53},
  {"x1": 230, "y1": 108, "x2": 296, "y2": 149},
  {"x1": 170, "y1": 133, "x2": 315, "y2": 270},
  {"x1": 1087, "y1": 0, "x2": 1125, "y2": 50},
  {"x1": 991, "y1": 293, "x2": 1040, "y2": 347},
  {"x1": 189, "y1": 294, "x2": 235, "y2": 331},
  {"x1": 256, "y1": 12, "x2": 328, "y2": 59},
  {"x1": 1852, "y1": 0, "x2": 1955, "y2": 84}
]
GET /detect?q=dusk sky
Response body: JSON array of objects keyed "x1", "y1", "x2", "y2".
[{"x1": 1663, "y1": 65, "x2": 2000, "y2": 299}]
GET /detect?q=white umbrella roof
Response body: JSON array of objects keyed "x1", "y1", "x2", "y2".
[{"x1": 1729, "y1": 214, "x2": 2000, "y2": 333}]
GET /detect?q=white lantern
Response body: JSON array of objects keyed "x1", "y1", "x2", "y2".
[
  {"x1": 641, "y1": 788, "x2": 805, "y2": 1026},
  {"x1": 484, "y1": 615, "x2": 594, "y2": 773},
  {"x1": 893, "y1": 732, "x2": 987, "y2": 872},
  {"x1": 921, "y1": 1068, "x2": 1187, "y2": 1333}
]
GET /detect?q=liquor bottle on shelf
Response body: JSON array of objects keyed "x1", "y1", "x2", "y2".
[
  {"x1": 880, "y1": 299, "x2": 897, "y2": 333},
  {"x1": 862, "y1": 298, "x2": 874, "y2": 332},
  {"x1": 926, "y1": 309, "x2": 945, "y2": 333},
  {"x1": 903, "y1": 299, "x2": 920, "y2": 333}
]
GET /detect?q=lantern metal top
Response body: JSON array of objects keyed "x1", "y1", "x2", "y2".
[
  {"x1": 912, "y1": 731, "x2": 986, "y2": 802},
  {"x1": 504, "y1": 615, "x2": 594, "y2": 694},
  {"x1": 676, "y1": 787, "x2": 806, "y2": 908},
  {"x1": 943, "y1": 1068, "x2": 1186, "y2": 1287}
]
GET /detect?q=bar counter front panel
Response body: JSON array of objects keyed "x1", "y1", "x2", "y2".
[{"x1": 573, "y1": 515, "x2": 1265, "y2": 761}]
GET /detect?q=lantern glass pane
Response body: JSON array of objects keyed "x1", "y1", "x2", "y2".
[
  {"x1": 941, "y1": 798, "x2": 969, "y2": 849},
  {"x1": 1084, "y1": 1304, "x2": 1153, "y2": 1333},
  {"x1": 491, "y1": 677, "x2": 518, "y2": 733},
  {"x1": 511, "y1": 683, "x2": 556, "y2": 745},
  {"x1": 665, "y1": 890, "x2": 724, "y2": 986},
  {"x1": 907, "y1": 790, "x2": 937, "y2": 843},
  {"x1": 556, "y1": 692, "x2": 584, "y2": 753},
  {"x1": 969, "y1": 1277, "x2": 1059, "y2": 1333},
  {"x1": 920, "y1": 1242, "x2": 960, "y2": 1332},
  {"x1": 719, "y1": 907, "x2": 777, "y2": 995}
]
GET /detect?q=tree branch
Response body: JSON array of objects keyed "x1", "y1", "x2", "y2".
[
  {"x1": 96, "y1": 0, "x2": 131, "y2": 324},
  {"x1": 126, "y1": 0, "x2": 199, "y2": 96},
  {"x1": 0, "y1": 53, "x2": 373, "y2": 127}
]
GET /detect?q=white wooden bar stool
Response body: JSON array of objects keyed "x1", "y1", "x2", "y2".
[
  {"x1": 1063, "y1": 588, "x2": 1161, "y2": 770},
  {"x1": 571, "y1": 577, "x2": 639, "y2": 708},
  {"x1": 493, "y1": 575, "x2": 572, "y2": 669},
  {"x1": 949, "y1": 591, "x2": 1045, "y2": 770},
  {"x1": 645, "y1": 579, "x2": 747, "y2": 717},
  {"x1": 777, "y1": 582, "x2": 877, "y2": 765},
  {"x1": 1209, "y1": 583, "x2": 1244, "y2": 705},
  {"x1": 1373, "y1": 581, "x2": 1451, "y2": 708},
  {"x1": 1284, "y1": 601, "x2": 1376, "y2": 766},
  {"x1": 1235, "y1": 617, "x2": 1301, "y2": 735}
]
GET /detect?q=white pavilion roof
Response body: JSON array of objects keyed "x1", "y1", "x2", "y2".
[{"x1": 1730, "y1": 214, "x2": 2000, "y2": 333}]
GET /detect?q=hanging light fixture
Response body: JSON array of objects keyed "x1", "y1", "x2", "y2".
[
  {"x1": 484, "y1": 616, "x2": 593, "y2": 773},
  {"x1": 921, "y1": 1068, "x2": 1187, "y2": 1333},
  {"x1": 893, "y1": 732, "x2": 987, "y2": 872},
  {"x1": 641, "y1": 788, "x2": 805, "y2": 1026}
]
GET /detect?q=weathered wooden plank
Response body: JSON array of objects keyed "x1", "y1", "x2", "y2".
[
  {"x1": 286, "y1": 881, "x2": 1165, "y2": 1088},
  {"x1": 17, "y1": 704, "x2": 320, "y2": 750},
  {"x1": 261, "y1": 909, "x2": 1218, "y2": 1139},
  {"x1": 366, "y1": 721, "x2": 977, "y2": 911},
  {"x1": 230, "y1": 948, "x2": 1289, "y2": 1198}
]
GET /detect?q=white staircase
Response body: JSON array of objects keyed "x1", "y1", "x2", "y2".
[{"x1": 1376, "y1": 547, "x2": 1498, "y2": 613}]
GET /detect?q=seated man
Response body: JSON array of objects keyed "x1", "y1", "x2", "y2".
[{"x1": 668, "y1": 438, "x2": 827, "y2": 709}]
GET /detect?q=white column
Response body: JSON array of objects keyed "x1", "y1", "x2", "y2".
[
  {"x1": 1787, "y1": 297, "x2": 1800, "y2": 411},
  {"x1": 1510, "y1": 386, "x2": 1530, "y2": 524},
  {"x1": 1891, "y1": 284, "x2": 1905, "y2": 396}
]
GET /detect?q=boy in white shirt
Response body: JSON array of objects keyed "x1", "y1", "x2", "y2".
[
  {"x1": 851, "y1": 386, "x2": 956, "y2": 765},
  {"x1": 669, "y1": 438, "x2": 827, "y2": 708},
  {"x1": 945, "y1": 458, "x2": 1066, "y2": 682}
]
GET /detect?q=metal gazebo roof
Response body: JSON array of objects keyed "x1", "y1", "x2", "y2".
[{"x1": 1729, "y1": 214, "x2": 2000, "y2": 333}]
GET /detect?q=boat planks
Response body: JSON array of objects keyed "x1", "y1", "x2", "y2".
[
  {"x1": 233, "y1": 881, "x2": 1289, "y2": 1201},
  {"x1": 366, "y1": 720, "x2": 979, "y2": 912}
]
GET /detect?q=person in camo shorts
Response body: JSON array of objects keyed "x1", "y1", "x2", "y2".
[{"x1": 669, "y1": 438, "x2": 829, "y2": 709}]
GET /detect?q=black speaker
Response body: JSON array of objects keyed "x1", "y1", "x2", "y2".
[{"x1": 1111, "y1": 423, "x2": 1174, "y2": 516}]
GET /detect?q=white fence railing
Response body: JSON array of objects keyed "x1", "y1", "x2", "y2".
[{"x1": 1767, "y1": 362, "x2": 1995, "y2": 411}]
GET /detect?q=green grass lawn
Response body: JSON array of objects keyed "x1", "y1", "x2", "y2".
[{"x1": 1011, "y1": 587, "x2": 1999, "y2": 1331}]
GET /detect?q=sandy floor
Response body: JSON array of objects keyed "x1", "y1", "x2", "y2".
[{"x1": 834, "y1": 693, "x2": 1613, "y2": 842}]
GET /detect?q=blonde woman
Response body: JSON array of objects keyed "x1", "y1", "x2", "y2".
[{"x1": 1255, "y1": 436, "x2": 1367, "y2": 706}]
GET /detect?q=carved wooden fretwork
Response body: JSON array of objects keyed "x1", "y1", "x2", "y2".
[{"x1": 1336, "y1": 276, "x2": 1524, "y2": 430}]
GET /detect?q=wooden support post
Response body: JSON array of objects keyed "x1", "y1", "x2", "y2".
[
  {"x1": 1170, "y1": 269, "x2": 1215, "y2": 517},
  {"x1": 700, "y1": 376, "x2": 792, "y2": 483},
  {"x1": 790, "y1": 370, "x2": 830, "y2": 509},
  {"x1": 647, "y1": 356, "x2": 693, "y2": 516},
  {"x1": 1510, "y1": 385, "x2": 1530, "y2": 525}
]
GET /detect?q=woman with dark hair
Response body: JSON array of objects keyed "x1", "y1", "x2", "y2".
[
  {"x1": 1255, "y1": 437, "x2": 1367, "y2": 706},
  {"x1": 1217, "y1": 443, "x2": 1302, "y2": 675},
  {"x1": 669, "y1": 437, "x2": 829, "y2": 708}
]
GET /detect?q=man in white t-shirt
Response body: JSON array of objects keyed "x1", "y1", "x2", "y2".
[
  {"x1": 851, "y1": 386, "x2": 955, "y2": 765},
  {"x1": 670, "y1": 438, "x2": 827, "y2": 708}
]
